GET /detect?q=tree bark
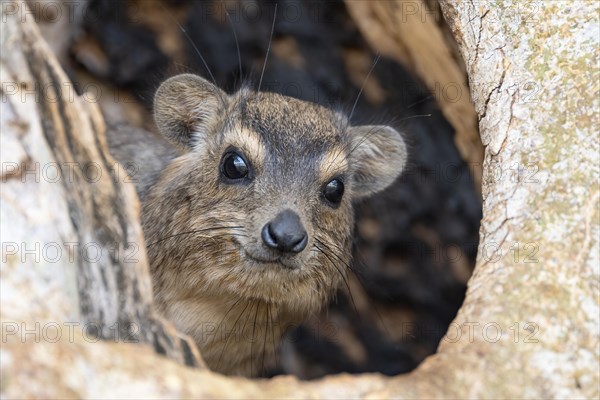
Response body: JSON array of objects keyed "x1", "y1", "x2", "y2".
[
  {"x1": 0, "y1": 0, "x2": 202, "y2": 368},
  {"x1": 1, "y1": 1, "x2": 598, "y2": 398}
]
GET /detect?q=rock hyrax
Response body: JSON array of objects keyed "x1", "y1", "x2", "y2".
[{"x1": 108, "y1": 73, "x2": 407, "y2": 376}]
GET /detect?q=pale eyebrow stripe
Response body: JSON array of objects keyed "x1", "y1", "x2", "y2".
[
  {"x1": 319, "y1": 147, "x2": 348, "y2": 180},
  {"x1": 227, "y1": 125, "x2": 266, "y2": 165}
]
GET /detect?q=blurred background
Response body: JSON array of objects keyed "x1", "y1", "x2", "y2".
[{"x1": 34, "y1": 0, "x2": 483, "y2": 379}]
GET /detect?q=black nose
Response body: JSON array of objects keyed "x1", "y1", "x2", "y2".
[{"x1": 262, "y1": 209, "x2": 308, "y2": 253}]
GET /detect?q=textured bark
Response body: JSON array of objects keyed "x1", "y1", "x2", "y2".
[
  {"x1": 1, "y1": 1, "x2": 598, "y2": 398},
  {"x1": 0, "y1": 1, "x2": 202, "y2": 368}
]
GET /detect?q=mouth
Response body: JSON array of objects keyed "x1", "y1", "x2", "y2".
[
  {"x1": 244, "y1": 250, "x2": 300, "y2": 270},
  {"x1": 229, "y1": 237, "x2": 302, "y2": 270}
]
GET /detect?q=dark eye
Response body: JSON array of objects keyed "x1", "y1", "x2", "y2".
[
  {"x1": 323, "y1": 178, "x2": 344, "y2": 205},
  {"x1": 221, "y1": 152, "x2": 249, "y2": 180}
]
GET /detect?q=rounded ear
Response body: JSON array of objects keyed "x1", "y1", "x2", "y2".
[
  {"x1": 153, "y1": 74, "x2": 227, "y2": 150},
  {"x1": 347, "y1": 125, "x2": 407, "y2": 198}
]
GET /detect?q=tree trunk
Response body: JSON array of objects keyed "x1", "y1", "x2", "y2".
[
  {"x1": 1, "y1": 0, "x2": 202, "y2": 368},
  {"x1": 1, "y1": 1, "x2": 598, "y2": 398}
]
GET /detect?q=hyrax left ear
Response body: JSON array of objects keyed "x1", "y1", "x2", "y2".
[
  {"x1": 153, "y1": 74, "x2": 227, "y2": 150},
  {"x1": 347, "y1": 125, "x2": 407, "y2": 198}
]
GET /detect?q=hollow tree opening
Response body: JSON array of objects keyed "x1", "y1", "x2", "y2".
[{"x1": 64, "y1": 0, "x2": 483, "y2": 378}]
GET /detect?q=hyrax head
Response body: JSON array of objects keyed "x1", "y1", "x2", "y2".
[{"x1": 145, "y1": 73, "x2": 406, "y2": 314}]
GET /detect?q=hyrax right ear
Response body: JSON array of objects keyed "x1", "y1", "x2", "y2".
[
  {"x1": 154, "y1": 74, "x2": 226, "y2": 150},
  {"x1": 347, "y1": 125, "x2": 407, "y2": 199}
]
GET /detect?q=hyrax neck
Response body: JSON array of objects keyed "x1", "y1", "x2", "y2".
[{"x1": 161, "y1": 293, "x2": 299, "y2": 376}]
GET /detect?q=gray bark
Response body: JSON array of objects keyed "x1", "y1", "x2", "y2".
[{"x1": 1, "y1": 0, "x2": 202, "y2": 369}]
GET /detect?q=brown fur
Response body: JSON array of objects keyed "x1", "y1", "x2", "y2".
[{"x1": 108, "y1": 74, "x2": 407, "y2": 376}]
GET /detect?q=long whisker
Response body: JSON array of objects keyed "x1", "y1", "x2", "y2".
[
  {"x1": 216, "y1": 298, "x2": 252, "y2": 371},
  {"x1": 258, "y1": 3, "x2": 278, "y2": 92},
  {"x1": 320, "y1": 239, "x2": 393, "y2": 338},
  {"x1": 346, "y1": 125, "x2": 383, "y2": 160},
  {"x1": 313, "y1": 242, "x2": 359, "y2": 319},
  {"x1": 250, "y1": 299, "x2": 261, "y2": 376},
  {"x1": 407, "y1": 94, "x2": 434, "y2": 109},
  {"x1": 313, "y1": 238, "x2": 362, "y2": 305},
  {"x1": 348, "y1": 54, "x2": 381, "y2": 122},
  {"x1": 314, "y1": 245, "x2": 354, "y2": 292},
  {"x1": 345, "y1": 111, "x2": 430, "y2": 164},
  {"x1": 158, "y1": 2, "x2": 217, "y2": 85},
  {"x1": 345, "y1": 115, "x2": 417, "y2": 162},
  {"x1": 146, "y1": 225, "x2": 245, "y2": 248},
  {"x1": 314, "y1": 237, "x2": 356, "y2": 273},
  {"x1": 215, "y1": 296, "x2": 244, "y2": 344},
  {"x1": 219, "y1": 0, "x2": 243, "y2": 82},
  {"x1": 269, "y1": 303, "x2": 277, "y2": 370},
  {"x1": 397, "y1": 113, "x2": 432, "y2": 122},
  {"x1": 260, "y1": 302, "x2": 269, "y2": 375}
]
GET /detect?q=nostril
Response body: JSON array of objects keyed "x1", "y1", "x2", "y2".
[
  {"x1": 290, "y1": 233, "x2": 308, "y2": 253},
  {"x1": 262, "y1": 223, "x2": 278, "y2": 249}
]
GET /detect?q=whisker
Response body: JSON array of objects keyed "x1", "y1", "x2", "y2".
[
  {"x1": 224, "y1": 232, "x2": 250, "y2": 239},
  {"x1": 158, "y1": 2, "x2": 217, "y2": 85},
  {"x1": 397, "y1": 113, "x2": 432, "y2": 122},
  {"x1": 320, "y1": 239, "x2": 394, "y2": 338},
  {"x1": 407, "y1": 94, "x2": 434, "y2": 109},
  {"x1": 258, "y1": 3, "x2": 278, "y2": 92},
  {"x1": 216, "y1": 298, "x2": 252, "y2": 371},
  {"x1": 146, "y1": 225, "x2": 245, "y2": 248},
  {"x1": 219, "y1": 0, "x2": 243, "y2": 83},
  {"x1": 251, "y1": 299, "x2": 261, "y2": 376},
  {"x1": 349, "y1": 54, "x2": 381, "y2": 122},
  {"x1": 351, "y1": 249, "x2": 395, "y2": 338},
  {"x1": 215, "y1": 296, "x2": 244, "y2": 343},
  {"x1": 346, "y1": 125, "x2": 383, "y2": 160},
  {"x1": 260, "y1": 302, "x2": 269, "y2": 375},
  {"x1": 314, "y1": 237, "x2": 355, "y2": 273},
  {"x1": 313, "y1": 242, "x2": 359, "y2": 319},
  {"x1": 345, "y1": 113, "x2": 428, "y2": 162},
  {"x1": 269, "y1": 303, "x2": 277, "y2": 370}
]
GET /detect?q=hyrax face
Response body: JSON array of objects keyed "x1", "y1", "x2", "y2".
[{"x1": 142, "y1": 74, "x2": 406, "y2": 374}]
